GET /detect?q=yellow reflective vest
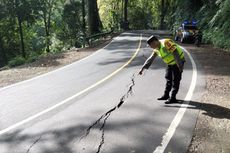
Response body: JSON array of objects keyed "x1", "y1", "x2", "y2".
[{"x1": 155, "y1": 39, "x2": 184, "y2": 65}]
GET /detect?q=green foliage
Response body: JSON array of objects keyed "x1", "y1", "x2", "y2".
[
  {"x1": 0, "y1": 0, "x2": 229, "y2": 68},
  {"x1": 8, "y1": 53, "x2": 39, "y2": 67},
  {"x1": 8, "y1": 56, "x2": 26, "y2": 67},
  {"x1": 98, "y1": 0, "x2": 122, "y2": 30},
  {"x1": 171, "y1": 0, "x2": 229, "y2": 49},
  {"x1": 60, "y1": 0, "x2": 82, "y2": 47},
  {"x1": 205, "y1": 0, "x2": 230, "y2": 49},
  {"x1": 128, "y1": 0, "x2": 154, "y2": 29}
]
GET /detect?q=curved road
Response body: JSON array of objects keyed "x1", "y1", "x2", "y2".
[{"x1": 0, "y1": 30, "x2": 205, "y2": 153}]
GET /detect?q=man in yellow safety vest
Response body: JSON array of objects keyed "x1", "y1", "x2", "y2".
[{"x1": 139, "y1": 35, "x2": 185, "y2": 104}]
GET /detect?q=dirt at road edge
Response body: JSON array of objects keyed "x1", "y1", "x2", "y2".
[{"x1": 185, "y1": 44, "x2": 230, "y2": 153}]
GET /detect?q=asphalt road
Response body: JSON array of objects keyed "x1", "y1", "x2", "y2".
[{"x1": 0, "y1": 30, "x2": 205, "y2": 153}]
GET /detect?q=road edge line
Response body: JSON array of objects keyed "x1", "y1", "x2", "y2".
[{"x1": 153, "y1": 46, "x2": 197, "y2": 153}]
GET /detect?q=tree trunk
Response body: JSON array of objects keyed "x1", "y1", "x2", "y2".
[
  {"x1": 43, "y1": 7, "x2": 52, "y2": 53},
  {"x1": 160, "y1": 0, "x2": 165, "y2": 30},
  {"x1": 121, "y1": 0, "x2": 124, "y2": 19},
  {"x1": 17, "y1": 16, "x2": 26, "y2": 58},
  {"x1": 82, "y1": 0, "x2": 86, "y2": 47},
  {"x1": 87, "y1": 0, "x2": 101, "y2": 35},
  {"x1": 124, "y1": 0, "x2": 128, "y2": 22},
  {"x1": 123, "y1": 0, "x2": 129, "y2": 30},
  {"x1": 15, "y1": 0, "x2": 26, "y2": 58},
  {"x1": 0, "y1": 35, "x2": 7, "y2": 66},
  {"x1": 47, "y1": 6, "x2": 52, "y2": 53}
]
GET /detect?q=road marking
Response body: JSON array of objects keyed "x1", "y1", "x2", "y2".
[
  {"x1": 0, "y1": 33, "x2": 123, "y2": 92},
  {"x1": 153, "y1": 46, "x2": 197, "y2": 153},
  {"x1": 0, "y1": 34, "x2": 142, "y2": 136}
]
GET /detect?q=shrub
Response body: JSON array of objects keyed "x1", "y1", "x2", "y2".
[{"x1": 8, "y1": 56, "x2": 26, "y2": 67}]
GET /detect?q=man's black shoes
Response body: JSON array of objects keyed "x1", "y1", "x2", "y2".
[
  {"x1": 165, "y1": 98, "x2": 177, "y2": 104},
  {"x1": 157, "y1": 94, "x2": 179, "y2": 104},
  {"x1": 157, "y1": 94, "x2": 169, "y2": 100}
]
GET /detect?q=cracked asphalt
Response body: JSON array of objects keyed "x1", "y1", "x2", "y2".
[
  {"x1": 0, "y1": 31, "x2": 204, "y2": 153},
  {"x1": 79, "y1": 74, "x2": 136, "y2": 153}
]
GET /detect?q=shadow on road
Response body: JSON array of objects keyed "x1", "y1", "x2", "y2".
[
  {"x1": 1, "y1": 101, "x2": 228, "y2": 153},
  {"x1": 164, "y1": 100, "x2": 230, "y2": 119},
  {"x1": 3, "y1": 100, "x2": 226, "y2": 153},
  {"x1": 0, "y1": 104, "x2": 163, "y2": 153}
]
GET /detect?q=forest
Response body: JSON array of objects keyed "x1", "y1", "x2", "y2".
[{"x1": 0, "y1": 0, "x2": 229, "y2": 67}]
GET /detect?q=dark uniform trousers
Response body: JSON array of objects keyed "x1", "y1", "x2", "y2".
[{"x1": 164, "y1": 64, "x2": 182, "y2": 98}]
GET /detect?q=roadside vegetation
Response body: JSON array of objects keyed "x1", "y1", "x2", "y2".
[{"x1": 0, "y1": 0, "x2": 229, "y2": 68}]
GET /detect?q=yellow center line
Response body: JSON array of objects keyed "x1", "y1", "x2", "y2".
[
  {"x1": 0, "y1": 34, "x2": 143, "y2": 135},
  {"x1": 83, "y1": 34, "x2": 143, "y2": 91}
]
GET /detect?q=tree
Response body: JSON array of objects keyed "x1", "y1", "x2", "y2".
[
  {"x1": 98, "y1": 0, "x2": 122, "y2": 30},
  {"x1": 87, "y1": 0, "x2": 102, "y2": 35},
  {"x1": 82, "y1": 0, "x2": 86, "y2": 47},
  {"x1": 0, "y1": 1, "x2": 8, "y2": 66},
  {"x1": 62, "y1": 0, "x2": 83, "y2": 47},
  {"x1": 6, "y1": 0, "x2": 34, "y2": 58},
  {"x1": 0, "y1": 34, "x2": 7, "y2": 66},
  {"x1": 37, "y1": 0, "x2": 57, "y2": 53},
  {"x1": 160, "y1": 0, "x2": 165, "y2": 29},
  {"x1": 123, "y1": 0, "x2": 129, "y2": 30}
]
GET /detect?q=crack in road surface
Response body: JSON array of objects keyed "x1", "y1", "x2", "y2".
[
  {"x1": 26, "y1": 136, "x2": 42, "y2": 153},
  {"x1": 96, "y1": 114, "x2": 110, "y2": 153},
  {"x1": 80, "y1": 74, "x2": 136, "y2": 153}
]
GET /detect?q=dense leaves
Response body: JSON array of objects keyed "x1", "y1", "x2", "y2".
[
  {"x1": 98, "y1": 0, "x2": 229, "y2": 49},
  {"x1": 0, "y1": 0, "x2": 91, "y2": 67},
  {"x1": 172, "y1": 0, "x2": 230, "y2": 49},
  {"x1": 0, "y1": 0, "x2": 229, "y2": 67}
]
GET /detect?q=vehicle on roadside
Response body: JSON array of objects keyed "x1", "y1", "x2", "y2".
[{"x1": 174, "y1": 20, "x2": 202, "y2": 46}]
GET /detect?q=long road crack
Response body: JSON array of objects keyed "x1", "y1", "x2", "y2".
[
  {"x1": 26, "y1": 136, "x2": 42, "y2": 153},
  {"x1": 96, "y1": 114, "x2": 110, "y2": 153},
  {"x1": 79, "y1": 74, "x2": 136, "y2": 153}
]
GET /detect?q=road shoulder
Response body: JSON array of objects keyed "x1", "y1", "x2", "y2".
[
  {"x1": 0, "y1": 36, "x2": 117, "y2": 88},
  {"x1": 184, "y1": 44, "x2": 230, "y2": 153}
]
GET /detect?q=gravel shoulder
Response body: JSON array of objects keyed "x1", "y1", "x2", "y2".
[
  {"x1": 184, "y1": 44, "x2": 230, "y2": 153},
  {"x1": 0, "y1": 36, "x2": 229, "y2": 152}
]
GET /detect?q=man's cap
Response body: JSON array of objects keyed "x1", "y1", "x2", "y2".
[{"x1": 147, "y1": 35, "x2": 159, "y2": 45}]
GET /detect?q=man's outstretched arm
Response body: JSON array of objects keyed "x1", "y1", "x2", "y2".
[{"x1": 139, "y1": 52, "x2": 157, "y2": 75}]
